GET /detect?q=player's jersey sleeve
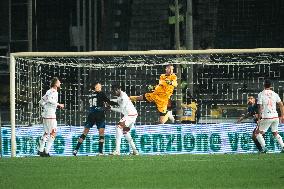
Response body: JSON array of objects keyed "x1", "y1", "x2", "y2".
[
  {"x1": 158, "y1": 74, "x2": 168, "y2": 86},
  {"x1": 40, "y1": 90, "x2": 58, "y2": 106},
  {"x1": 102, "y1": 92, "x2": 118, "y2": 106},
  {"x1": 247, "y1": 104, "x2": 258, "y2": 116},
  {"x1": 111, "y1": 95, "x2": 123, "y2": 113},
  {"x1": 257, "y1": 92, "x2": 263, "y2": 105},
  {"x1": 169, "y1": 74, "x2": 177, "y2": 87},
  {"x1": 46, "y1": 91, "x2": 59, "y2": 105},
  {"x1": 111, "y1": 93, "x2": 127, "y2": 113},
  {"x1": 111, "y1": 106, "x2": 120, "y2": 113},
  {"x1": 275, "y1": 93, "x2": 281, "y2": 103},
  {"x1": 111, "y1": 92, "x2": 137, "y2": 115},
  {"x1": 119, "y1": 93, "x2": 128, "y2": 110},
  {"x1": 254, "y1": 104, "x2": 259, "y2": 114},
  {"x1": 40, "y1": 89, "x2": 58, "y2": 118}
]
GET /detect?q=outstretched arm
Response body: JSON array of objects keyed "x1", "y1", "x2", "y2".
[
  {"x1": 111, "y1": 106, "x2": 121, "y2": 113},
  {"x1": 102, "y1": 93, "x2": 118, "y2": 106},
  {"x1": 236, "y1": 112, "x2": 250, "y2": 123}
]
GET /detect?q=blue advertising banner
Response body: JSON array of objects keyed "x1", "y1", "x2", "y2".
[{"x1": 1, "y1": 123, "x2": 283, "y2": 157}]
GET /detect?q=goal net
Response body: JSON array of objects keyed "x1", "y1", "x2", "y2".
[{"x1": 9, "y1": 48, "x2": 284, "y2": 156}]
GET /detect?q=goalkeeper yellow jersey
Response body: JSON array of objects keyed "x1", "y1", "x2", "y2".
[{"x1": 154, "y1": 73, "x2": 177, "y2": 97}]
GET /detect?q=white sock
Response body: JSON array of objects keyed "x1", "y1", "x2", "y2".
[
  {"x1": 38, "y1": 133, "x2": 48, "y2": 152},
  {"x1": 256, "y1": 134, "x2": 266, "y2": 149},
  {"x1": 274, "y1": 134, "x2": 284, "y2": 148},
  {"x1": 115, "y1": 127, "x2": 123, "y2": 153},
  {"x1": 45, "y1": 135, "x2": 55, "y2": 153},
  {"x1": 168, "y1": 111, "x2": 175, "y2": 123},
  {"x1": 124, "y1": 132, "x2": 137, "y2": 152}
]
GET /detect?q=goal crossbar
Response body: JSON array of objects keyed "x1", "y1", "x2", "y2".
[{"x1": 11, "y1": 48, "x2": 284, "y2": 57}]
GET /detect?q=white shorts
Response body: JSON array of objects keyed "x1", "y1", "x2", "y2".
[
  {"x1": 43, "y1": 118, "x2": 57, "y2": 134},
  {"x1": 119, "y1": 114, "x2": 137, "y2": 128},
  {"x1": 258, "y1": 118, "x2": 279, "y2": 132}
]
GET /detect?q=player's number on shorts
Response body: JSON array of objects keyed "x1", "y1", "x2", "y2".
[{"x1": 89, "y1": 98, "x2": 97, "y2": 107}]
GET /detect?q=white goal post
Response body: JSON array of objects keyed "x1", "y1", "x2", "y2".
[{"x1": 9, "y1": 48, "x2": 284, "y2": 157}]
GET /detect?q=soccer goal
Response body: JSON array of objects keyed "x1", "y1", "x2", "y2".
[{"x1": 9, "y1": 48, "x2": 284, "y2": 157}]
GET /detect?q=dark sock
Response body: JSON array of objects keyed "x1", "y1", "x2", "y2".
[
  {"x1": 99, "y1": 135, "x2": 104, "y2": 153},
  {"x1": 75, "y1": 134, "x2": 86, "y2": 150},
  {"x1": 252, "y1": 136, "x2": 262, "y2": 151},
  {"x1": 75, "y1": 142, "x2": 82, "y2": 151}
]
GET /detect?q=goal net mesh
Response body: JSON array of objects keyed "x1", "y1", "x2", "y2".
[{"x1": 13, "y1": 50, "x2": 284, "y2": 126}]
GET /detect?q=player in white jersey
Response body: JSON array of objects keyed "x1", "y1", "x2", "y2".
[
  {"x1": 38, "y1": 77, "x2": 64, "y2": 157},
  {"x1": 110, "y1": 84, "x2": 139, "y2": 155},
  {"x1": 256, "y1": 80, "x2": 284, "y2": 153}
]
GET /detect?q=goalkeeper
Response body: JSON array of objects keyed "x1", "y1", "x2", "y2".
[{"x1": 130, "y1": 64, "x2": 177, "y2": 124}]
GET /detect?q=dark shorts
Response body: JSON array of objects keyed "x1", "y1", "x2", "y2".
[{"x1": 85, "y1": 111, "x2": 106, "y2": 129}]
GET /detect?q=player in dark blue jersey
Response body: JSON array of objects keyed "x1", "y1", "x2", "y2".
[
  {"x1": 236, "y1": 95, "x2": 263, "y2": 152},
  {"x1": 73, "y1": 82, "x2": 117, "y2": 156}
]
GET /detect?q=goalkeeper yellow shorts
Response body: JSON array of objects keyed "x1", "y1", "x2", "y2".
[{"x1": 144, "y1": 92, "x2": 169, "y2": 114}]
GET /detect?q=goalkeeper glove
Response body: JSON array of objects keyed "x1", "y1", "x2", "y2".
[
  {"x1": 148, "y1": 85, "x2": 154, "y2": 91},
  {"x1": 165, "y1": 80, "x2": 173, "y2": 85}
]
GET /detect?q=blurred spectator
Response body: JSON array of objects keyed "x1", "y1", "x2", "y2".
[{"x1": 179, "y1": 90, "x2": 200, "y2": 124}]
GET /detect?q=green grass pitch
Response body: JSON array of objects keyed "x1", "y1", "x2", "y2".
[{"x1": 0, "y1": 153, "x2": 284, "y2": 189}]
